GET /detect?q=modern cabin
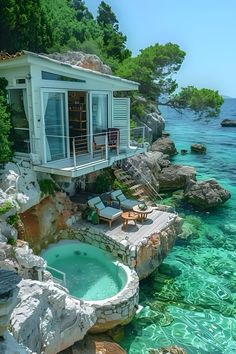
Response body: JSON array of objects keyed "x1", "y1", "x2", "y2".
[{"x1": 0, "y1": 51, "x2": 146, "y2": 178}]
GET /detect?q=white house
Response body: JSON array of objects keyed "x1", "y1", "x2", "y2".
[{"x1": 0, "y1": 51, "x2": 145, "y2": 178}]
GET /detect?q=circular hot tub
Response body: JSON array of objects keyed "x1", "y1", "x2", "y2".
[{"x1": 41, "y1": 240, "x2": 139, "y2": 332}]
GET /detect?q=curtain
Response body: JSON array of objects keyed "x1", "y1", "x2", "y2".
[{"x1": 43, "y1": 92, "x2": 52, "y2": 161}]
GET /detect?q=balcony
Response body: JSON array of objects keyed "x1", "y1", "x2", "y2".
[{"x1": 33, "y1": 127, "x2": 146, "y2": 177}]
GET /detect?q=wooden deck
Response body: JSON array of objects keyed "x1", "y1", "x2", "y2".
[{"x1": 80, "y1": 209, "x2": 177, "y2": 246}]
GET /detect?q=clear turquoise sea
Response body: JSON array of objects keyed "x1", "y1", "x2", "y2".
[{"x1": 119, "y1": 99, "x2": 236, "y2": 354}]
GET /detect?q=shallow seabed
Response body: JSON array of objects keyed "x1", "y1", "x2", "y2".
[{"x1": 119, "y1": 99, "x2": 236, "y2": 353}]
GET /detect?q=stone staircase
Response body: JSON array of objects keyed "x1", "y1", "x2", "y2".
[{"x1": 113, "y1": 167, "x2": 160, "y2": 203}]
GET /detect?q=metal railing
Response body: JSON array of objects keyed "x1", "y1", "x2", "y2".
[
  {"x1": 46, "y1": 265, "x2": 66, "y2": 287},
  {"x1": 41, "y1": 126, "x2": 146, "y2": 169}
]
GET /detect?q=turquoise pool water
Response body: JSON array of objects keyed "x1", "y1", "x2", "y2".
[
  {"x1": 41, "y1": 241, "x2": 127, "y2": 301},
  {"x1": 120, "y1": 99, "x2": 236, "y2": 353}
]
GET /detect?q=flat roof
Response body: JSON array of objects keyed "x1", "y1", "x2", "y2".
[{"x1": 0, "y1": 50, "x2": 139, "y2": 88}]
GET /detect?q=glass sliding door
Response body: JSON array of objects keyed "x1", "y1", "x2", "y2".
[
  {"x1": 91, "y1": 93, "x2": 108, "y2": 134},
  {"x1": 9, "y1": 89, "x2": 30, "y2": 153},
  {"x1": 43, "y1": 92, "x2": 68, "y2": 162}
]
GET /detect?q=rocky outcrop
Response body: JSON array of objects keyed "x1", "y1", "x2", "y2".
[
  {"x1": 47, "y1": 52, "x2": 112, "y2": 75},
  {"x1": 10, "y1": 279, "x2": 96, "y2": 354},
  {"x1": 159, "y1": 165, "x2": 196, "y2": 192},
  {"x1": 152, "y1": 137, "x2": 178, "y2": 157},
  {"x1": 149, "y1": 345, "x2": 187, "y2": 354},
  {"x1": 184, "y1": 179, "x2": 231, "y2": 209},
  {"x1": 0, "y1": 241, "x2": 46, "y2": 280},
  {"x1": 132, "y1": 96, "x2": 165, "y2": 142},
  {"x1": 61, "y1": 334, "x2": 127, "y2": 354},
  {"x1": 0, "y1": 162, "x2": 41, "y2": 213},
  {"x1": 190, "y1": 144, "x2": 206, "y2": 154},
  {"x1": 221, "y1": 119, "x2": 236, "y2": 127},
  {"x1": 0, "y1": 270, "x2": 21, "y2": 338},
  {"x1": 20, "y1": 191, "x2": 79, "y2": 252}
]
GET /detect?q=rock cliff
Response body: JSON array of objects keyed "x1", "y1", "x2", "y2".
[
  {"x1": 10, "y1": 279, "x2": 96, "y2": 354},
  {"x1": 47, "y1": 52, "x2": 112, "y2": 75}
]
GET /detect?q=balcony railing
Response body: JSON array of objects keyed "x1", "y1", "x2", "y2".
[{"x1": 35, "y1": 126, "x2": 146, "y2": 170}]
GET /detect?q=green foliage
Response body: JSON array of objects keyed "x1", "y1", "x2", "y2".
[
  {"x1": 112, "y1": 179, "x2": 133, "y2": 199},
  {"x1": 39, "y1": 179, "x2": 58, "y2": 196},
  {"x1": 170, "y1": 86, "x2": 224, "y2": 117},
  {"x1": 0, "y1": 0, "x2": 52, "y2": 53},
  {"x1": 71, "y1": 0, "x2": 93, "y2": 21},
  {"x1": 7, "y1": 238, "x2": 17, "y2": 246},
  {"x1": 7, "y1": 213, "x2": 20, "y2": 226},
  {"x1": 116, "y1": 43, "x2": 185, "y2": 100},
  {"x1": 95, "y1": 170, "x2": 112, "y2": 194},
  {"x1": 0, "y1": 78, "x2": 13, "y2": 164},
  {"x1": 96, "y1": 1, "x2": 131, "y2": 63},
  {"x1": 0, "y1": 200, "x2": 13, "y2": 215}
]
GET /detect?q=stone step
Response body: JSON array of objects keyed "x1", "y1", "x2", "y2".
[
  {"x1": 132, "y1": 189, "x2": 145, "y2": 197},
  {"x1": 130, "y1": 184, "x2": 143, "y2": 190}
]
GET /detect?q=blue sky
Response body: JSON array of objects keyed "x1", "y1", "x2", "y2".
[{"x1": 86, "y1": 0, "x2": 236, "y2": 97}]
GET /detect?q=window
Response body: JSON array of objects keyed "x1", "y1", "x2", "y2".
[
  {"x1": 42, "y1": 71, "x2": 85, "y2": 83},
  {"x1": 92, "y1": 94, "x2": 108, "y2": 134},
  {"x1": 9, "y1": 89, "x2": 30, "y2": 153}
]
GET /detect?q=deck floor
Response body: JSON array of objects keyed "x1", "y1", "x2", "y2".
[{"x1": 79, "y1": 209, "x2": 176, "y2": 246}]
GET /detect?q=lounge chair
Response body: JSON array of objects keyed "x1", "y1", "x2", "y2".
[
  {"x1": 110, "y1": 190, "x2": 139, "y2": 211},
  {"x1": 88, "y1": 196, "x2": 122, "y2": 229}
]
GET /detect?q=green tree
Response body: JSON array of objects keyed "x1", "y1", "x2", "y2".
[
  {"x1": 97, "y1": 1, "x2": 119, "y2": 30},
  {"x1": 116, "y1": 43, "x2": 224, "y2": 116},
  {"x1": 170, "y1": 86, "x2": 224, "y2": 117},
  {"x1": 97, "y1": 1, "x2": 131, "y2": 64},
  {"x1": 71, "y1": 0, "x2": 93, "y2": 21},
  {"x1": 0, "y1": 78, "x2": 13, "y2": 164},
  {"x1": 116, "y1": 43, "x2": 185, "y2": 100},
  {"x1": 0, "y1": 0, "x2": 52, "y2": 53}
]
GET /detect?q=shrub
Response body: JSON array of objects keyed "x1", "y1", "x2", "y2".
[
  {"x1": 95, "y1": 170, "x2": 113, "y2": 194},
  {"x1": 0, "y1": 77, "x2": 13, "y2": 165},
  {"x1": 39, "y1": 179, "x2": 58, "y2": 196},
  {"x1": 0, "y1": 200, "x2": 13, "y2": 215}
]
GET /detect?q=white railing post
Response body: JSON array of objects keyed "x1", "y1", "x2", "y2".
[
  {"x1": 105, "y1": 132, "x2": 108, "y2": 160},
  {"x1": 72, "y1": 137, "x2": 76, "y2": 168}
]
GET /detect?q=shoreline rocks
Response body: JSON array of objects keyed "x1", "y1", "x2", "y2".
[
  {"x1": 10, "y1": 279, "x2": 96, "y2": 354},
  {"x1": 159, "y1": 165, "x2": 196, "y2": 192},
  {"x1": 152, "y1": 137, "x2": 178, "y2": 157},
  {"x1": 190, "y1": 144, "x2": 206, "y2": 154},
  {"x1": 221, "y1": 119, "x2": 236, "y2": 127},
  {"x1": 184, "y1": 179, "x2": 231, "y2": 209}
]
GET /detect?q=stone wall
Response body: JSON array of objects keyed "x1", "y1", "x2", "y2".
[
  {"x1": 86, "y1": 265, "x2": 139, "y2": 333},
  {"x1": 51, "y1": 215, "x2": 182, "y2": 280}
]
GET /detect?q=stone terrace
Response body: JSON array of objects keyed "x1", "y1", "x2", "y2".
[{"x1": 59, "y1": 208, "x2": 182, "y2": 279}]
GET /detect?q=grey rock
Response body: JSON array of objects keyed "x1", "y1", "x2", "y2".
[
  {"x1": 221, "y1": 119, "x2": 236, "y2": 127},
  {"x1": 191, "y1": 143, "x2": 207, "y2": 154},
  {"x1": 159, "y1": 165, "x2": 196, "y2": 192},
  {"x1": 0, "y1": 270, "x2": 21, "y2": 295},
  {"x1": 152, "y1": 137, "x2": 178, "y2": 157},
  {"x1": 184, "y1": 179, "x2": 231, "y2": 209},
  {"x1": 10, "y1": 279, "x2": 96, "y2": 354},
  {"x1": 47, "y1": 51, "x2": 112, "y2": 75}
]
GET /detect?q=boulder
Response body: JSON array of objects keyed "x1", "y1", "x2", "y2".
[
  {"x1": 10, "y1": 279, "x2": 96, "y2": 354},
  {"x1": 0, "y1": 162, "x2": 42, "y2": 213},
  {"x1": 141, "y1": 112, "x2": 165, "y2": 142},
  {"x1": 149, "y1": 345, "x2": 187, "y2": 354},
  {"x1": 190, "y1": 144, "x2": 206, "y2": 154},
  {"x1": 221, "y1": 119, "x2": 236, "y2": 127},
  {"x1": 152, "y1": 138, "x2": 178, "y2": 157},
  {"x1": 184, "y1": 179, "x2": 231, "y2": 209},
  {"x1": 47, "y1": 52, "x2": 112, "y2": 75},
  {"x1": 159, "y1": 165, "x2": 196, "y2": 192},
  {"x1": 181, "y1": 149, "x2": 188, "y2": 155},
  {"x1": 65, "y1": 334, "x2": 127, "y2": 354}
]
